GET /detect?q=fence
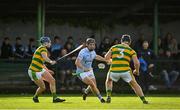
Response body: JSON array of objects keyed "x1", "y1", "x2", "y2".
[{"x1": 0, "y1": 59, "x2": 179, "y2": 94}]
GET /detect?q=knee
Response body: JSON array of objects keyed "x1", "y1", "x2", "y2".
[
  {"x1": 89, "y1": 82, "x2": 95, "y2": 88},
  {"x1": 129, "y1": 80, "x2": 137, "y2": 87},
  {"x1": 106, "y1": 78, "x2": 111, "y2": 84}
]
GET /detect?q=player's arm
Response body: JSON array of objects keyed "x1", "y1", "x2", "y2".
[
  {"x1": 75, "y1": 58, "x2": 91, "y2": 72},
  {"x1": 95, "y1": 55, "x2": 108, "y2": 63},
  {"x1": 43, "y1": 65, "x2": 54, "y2": 75},
  {"x1": 41, "y1": 52, "x2": 56, "y2": 65},
  {"x1": 132, "y1": 55, "x2": 140, "y2": 76},
  {"x1": 104, "y1": 48, "x2": 112, "y2": 64},
  {"x1": 104, "y1": 49, "x2": 111, "y2": 60}
]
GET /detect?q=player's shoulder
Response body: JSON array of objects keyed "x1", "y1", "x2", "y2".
[
  {"x1": 37, "y1": 45, "x2": 47, "y2": 52},
  {"x1": 111, "y1": 44, "x2": 120, "y2": 49},
  {"x1": 112, "y1": 44, "x2": 133, "y2": 51},
  {"x1": 79, "y1": 47, "x2": 87, "y2": 54},
  {"x1": 37, "y1": 45, "x2": 45, "y2": 49},
  {"x1": 80, "y1": 47, "x2": 86, "y2": 52}
]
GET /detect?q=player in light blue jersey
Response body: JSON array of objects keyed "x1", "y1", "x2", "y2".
[{"x1": 75, "y1": 38, "x2": 108, "y2": 103}]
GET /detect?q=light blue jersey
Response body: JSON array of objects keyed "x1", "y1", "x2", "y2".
[{"x1": 76, "y1": 47, "x2": 96, "y2": 74}]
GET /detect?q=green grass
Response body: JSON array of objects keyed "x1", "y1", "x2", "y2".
[{"x1": 0, "y1": 94, "x2": 180, "y2": 110}]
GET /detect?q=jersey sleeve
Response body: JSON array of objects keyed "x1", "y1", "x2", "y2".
[
  {"x1": 77, "y1": 50, "x2": 84, "y2": 60},
  {"x1": 131, "y1": 49, "x2": 137, "y2": 57},
  {"x1": 110, "y1": 46, "x2": 113, "y2": 52},
  {"x1": 40, "y1": 47, "x2": 47, "y2": 53}
]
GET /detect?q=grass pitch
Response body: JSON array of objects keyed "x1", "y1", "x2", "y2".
[{"x1": 0, "y1": 94, "x2": 180, "y2": 110}]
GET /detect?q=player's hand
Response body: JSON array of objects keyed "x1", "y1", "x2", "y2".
[
  {"x1": 49, "y1": 69, "x2": 54, "y2": 75},
  {"x1": 50, "y1": 60, "x2": 56, "y2": 65},
  {"x1": 106, "y1": 59, "x2": 112, "y2": 65},
  {"x1": 133, "y1": 70, "x2": 139, "y2": 76}
]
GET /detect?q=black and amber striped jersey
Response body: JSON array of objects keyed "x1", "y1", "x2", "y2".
[
  {"x1": 109, "y1": 44, "x2": 136, "y2": 73},
  {"x1": 29, "y1": 45, "x2": 47, "y2": 72}
]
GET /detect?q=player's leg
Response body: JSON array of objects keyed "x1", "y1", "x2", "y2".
[
  {"x1": 82, "y1": 76, "x2": 97, "y2": 100},
  {"x1": 28, "y1": 70, "x2": 46, "y2": 103},
  {"x1": 82, "y1": 71, "x2": 105, "y2": 102},
  {"x1": 83, "y1": 86, "x2": 91, "y2": 94},
  {"x1": 82, "y1": 77, "x2": 105, "y2": 103},
  {"x1": 82, "y1": 86, "x2": 91, "y2": 100},
  {"x1": 90, "y1": 77, "x2": 105, "y2": 102},
  {"x1": 105, "y1": 79, "x2": 113, "y2": 103},
  {"x1": 82, "y1": 78, "x2": 96, "y2": 100},
  {"x1": 128, "y1": 74, "x2": 148, "y2": 104},
  {"x1": 33, "y1": 79, "x2": 46, "y2": 103},
  {"x1": 105, "y1": 72, "x2": 114, "y2": 103},
  {"x1": 42, "y1": 71, "x2": 65, "y2": 103},
  {"x1": 80, "y1": 72, "x2": 91, "y2": 100},
  {"x1": 169, "y1": 71, "x2": 179, "y2": 87}
]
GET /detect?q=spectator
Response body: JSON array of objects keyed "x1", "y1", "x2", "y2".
[
  {"x1": 137, "y1": 40, "x2": 157, "y2": 92},
  {"x1": 0, "y1": 37, "x2": 13, "y2": 59},
  {"x1": 13, "y1": 37, "x2": 25, "y2": 59},
  {"x1": 98, "y1": 37, "x2": 111, "y2": 56},
  {"x1": 64, "y1": 43, "x2": 73, "y2": 52},
  {"x1": 25, "y1": 38, "x2": 37, "y2": 58},
  {"x1": 163, "y1": 32, "x2": 173, "y2": 50},
  {"x1": 64, "y1": 42, "x2": 77, "y2": 67},
  {"x1": 161, "y1": 50, "x2": 179, "y2": 89},
  {"x1": 57, "y1": 48, "x2": 76, "y2": 90},
  {"x1": 65, "y1": 36, "x2": 75, "y2": 49},
  {"x1": 168, "y1": 38, "x2": 178, "y2": 57},
  {"x1": 134, "y1": 35, "x2": 145, "y2": 51},
  {"x1": 111, "y1": 38, "x2": 119, "y2": 46},
  {"x1": 75, "y1": 37, "x2": 84, "y2": 48},
  {"x1": 51, "y1": 36, "x2": 63, "y2": 59},
  {"x1": 158, "y1": 37, "x2": 164, "y2": 57}
]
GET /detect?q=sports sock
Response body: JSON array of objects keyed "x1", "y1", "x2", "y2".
[
  {"x1": 140, "y1": 96, "x2": 146, "y2": 102},
  {"x1": 85, "y1": 86, "x2": 91, "y2": 94},
  {"x1": 52, "y1": 93, "x2": 58, "y2": 99},
  {"x1": 106, "y1": 90, "x2": 112, "y2": 97},
  {"x1": 33, "y1": 95, "x2": 38, "y2": 98},
  {"x1": 97, "y1": 93, "x2": 103, "y2": 100}
]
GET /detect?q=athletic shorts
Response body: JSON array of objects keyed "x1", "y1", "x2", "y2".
[
  {"x1": 107, "y1": 71, "x2": 133, "y2": 83},
  {"x1": 28, "y1": 68, "x2": 46, "y2": 81},
  {"x1": 78, "y1": 70, "x2": 95, "y2": 80}
]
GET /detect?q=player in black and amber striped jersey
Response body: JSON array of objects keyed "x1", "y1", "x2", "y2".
[
  {"x1": 105, "y1": 34, "x2": 148, "y2": 104},
  {"x1": 28, "y1": 36, "x2": 65, "y2": 103}
]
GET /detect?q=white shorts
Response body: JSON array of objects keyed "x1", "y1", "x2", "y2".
[
  {"x1": 107, "y1": 71, "x2": 133, "y2": 83},
  {"x1": 28, "y1": 68, "x2": 46, "y2": 81},
  {"x1": 78, "y1": 70, "x2": 95, "y2": 80}
]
